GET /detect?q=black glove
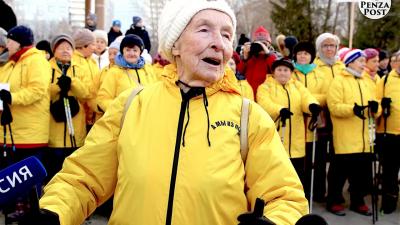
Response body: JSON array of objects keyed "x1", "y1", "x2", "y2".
[
  {"x1": 1, "y1": 102, "x2": 13, "y2": 125},
  {"x1": 353, "y1": 103, "x2": 367, "y2": 120},
  {"x1": 368, "y1": 100, "x2": 379, "y2": 114},
  {"x1": 279, "y1": 108, "x2": 293, "y2": 122},
  {"x1": 381, "y1": 97, "x2": 391, "y2": 118},
  {"x1": 19, "y1": 209, "x2": 60, "y2": 225},
  {"x1": 308, "y1": 104, "x2": 321, "y2": 131},
  {"x1": 295, "y1": 214, "x2": 328, "y2": 225},
  {"x1": 238, "y1": 198, "x2": 276, "y2": 225},
  {"x1": 0, "y1": 89, "x2": 12, "y2": 104},
  {"x1": 57, "y1": 76, "x2": 71, "y2": 95}
]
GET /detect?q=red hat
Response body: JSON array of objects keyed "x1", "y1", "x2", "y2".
[{"x1": 252, "y1": 26, "x2": 271, "y2": 43}]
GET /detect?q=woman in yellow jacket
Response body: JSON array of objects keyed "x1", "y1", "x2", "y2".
[
  {"x1": 326, "y1": 49, "x2": 379, "y2": 216},
  {"x1": 257, "y1": 58, "x2": 320, "y2": 193},
  {"x1": 362, "y1": 48, "x2": 381, "y2": 95},
  {"x1": 47, "y1": 34, "x2": 92, "y2": 181},
  {"x1": 292, "y1": 41, "x2": 327, "y2": 201},
  {"x1": 376, "y1": 52, "x2": 400, "y2": 214},
  {"x1": 97, "y1": 34, "x2": 157, "y2": 112},
  {"x1": 31, "y1": 1, "x2": 308, "y2": 225}
]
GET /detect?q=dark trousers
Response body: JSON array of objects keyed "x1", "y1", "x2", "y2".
[
  {"x1": 43, "y1": 148, "x2": 75, "y2": 183},
  {"x1": 291, "y1": 157, "x2": 306, "y2": 194},
  {"x1": 327, "y1": 153, "x2": 373, "y2": 207},
  {"x1": 305, "y1": 141, "x2": 327, "y2": 201}
]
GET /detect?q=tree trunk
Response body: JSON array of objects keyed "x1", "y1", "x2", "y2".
[
  {"x1": 322, "y1": 0, "x2": 332, "y2": 32},
  {"x1": 332, "y1": 3, "x2": 340, "y2": 34}
]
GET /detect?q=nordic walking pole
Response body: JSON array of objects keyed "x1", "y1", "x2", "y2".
[
  {"x1": 60, "y1": 64, "x2": 76, "y2": 148},
  {"x1": 368, "y1": 107, "x2": 378, "y2": 224},
  {"x1": 309, "y1": 127, "x2": 317, "y2": 213},
  {"x1": 281, "y1": 118, "x2": 287, "y2": 144}
]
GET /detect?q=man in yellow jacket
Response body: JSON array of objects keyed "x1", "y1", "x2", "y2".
[
  {"x1": 24, "y1": 1, "x2": 308, "y2": 225},
  {"x1": 326, "y1": 49, "x2": 380, "y2": 216}
]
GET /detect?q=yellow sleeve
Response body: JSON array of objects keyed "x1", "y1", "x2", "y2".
[
  {"x1": 327, "y1": 77, "x2": 353, "y2": 118},
  {"x1": 12, "y1": 58, "x2": 51, "y2": 106},
  {"x1": 376, "y1": 75, "x2": 385, "y2": 101},
  {"x1": 246, "y1": 102, "x2": 308, "y2": 225},
  {"x1": 40, "y1": 88, "x2": 133, "y2": 225},
  {"x1": 256, "y1": 83, "x2": 284, "y2": 120},
  {"x1": 296, "y1": 81, "x2": 318, "y2": 114},
  {"x1": 70, "y1": 65, "x2": 91, "y2": 100},
  {"x1": 97, "y1": 69, "x2": 118, "y2": 112}
]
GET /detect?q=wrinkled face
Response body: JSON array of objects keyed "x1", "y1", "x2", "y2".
[
  {"x1": 379, "y1": 58, "x2": 389, "y2": 69},
  {"x1": 123, "y1": 46, "x2": 141, "y2": 64},
  {"x1": 80, "y1": 42, "x2": 96, "y2": 58},
  {"x1": 95, "y1": 39, "x2": 107, "y2": 55},
  {"x1": 227, "y1": 58, "x2": 236, "y2": 72},
  {"x1": 320, "y1": 38, "x2": 337, "y2": 59},
  {"x1": 348, "y1": 57, "x2": 366, "y2": 73},
  {"x1": 108, "y1": 48, "x2": 118, "y2": 64},
  {"x1": 274, "y1": 66, "x2": 292, "y2": 85},
  {"x1": 6, "y1": 38, "x2": 21, "y2": 57},
  {"x1": 54, "y1": 41, "x2": 73, "y2": 63},
  {"x1": 366, "y1": 56, "x2": 379, "y2": 73},
  {"x1": 296, "y1": 51, "x2": 312, "y2": 64},
  {"x1": 172, "y1": 9, "x2": 234, "y2": 86}
]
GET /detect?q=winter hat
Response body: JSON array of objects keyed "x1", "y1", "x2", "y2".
[
  {"x1": 315, "y1": 32, "x2": 340, "y2": 52},
  {"x1": 120, "y1": 34, "x2": 144, "y2": 54},
  {"x1": 87, "y1": 13, "x2": 97, "y2": 22},
  {"x1": 293, "y1": 41, "x2": 316, "y2": 62},
  {"x1": 272, "y1": 58, "x2": 294, "y2": 72},
  {"x1": 93, "y1": 30, "x2": 108, "y2": 45},
  {"x1": 112, "y1": 20, "x2": 121, "y2": 27},
  {"x1": 338, "y1": 47, "x2": 350, "y2": 61},
  {"x1": 275, "y1": 34, "x2": 286, "y2": 53},
  {"x1": 7, "y1": 25, "x2": 34, "y2": 47},
  {"x1": 343, "y1": 49, "x2": 366, "y2": 66},
  {"x1": 363, "y1": 48, "x2": 379, "y2": 61},
  {"x1": 252, "y1": 26, "x2": 271, "y2": 43},
  {"x1": 36, "y1": 40, "x2": 53, "y2": 57},
  {"x1": 379, "y1": 50, "x2": 389, "y2": 61},
  {"x1": 51, "y1": 34, "x2": 75, "y2": 52},
  {"x1": 0, "y1": 27, "x2": 7, "y2": 47},
  {"x1": 109, "y1": 39, "x2": 121, "y2": 50},
  {"x1": 132, "y1": 16, "x2": 142, "y2": 26},
  {"x1": 284, "y1": 36, "x2": 298, "y2": 51},
  {"x1": 72, "y1": 28, "x2": 95, "y2": 48},
  {"x1": 158, "y1": 0, "x2": 236, "y2": 63}
]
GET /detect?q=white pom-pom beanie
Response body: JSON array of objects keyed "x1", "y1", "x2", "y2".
[{"x1": 158, "y1": 0, "x2": 236, "y2": 63}]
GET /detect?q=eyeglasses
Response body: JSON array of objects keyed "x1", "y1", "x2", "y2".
[{"x1": 322, "y1": 44, "x2": 337, "y2": 49}]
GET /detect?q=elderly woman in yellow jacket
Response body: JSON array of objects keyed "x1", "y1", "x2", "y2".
[
  {"x1": 326, "y1": 49, "x2": 380, "y2": 216},
  {"x1": 28, "y1": 1, "x2": 308, "y2": 225},
  {"x1": 362, "y1": 48, "x2": 380, "y2": 95},
  {"x1": 96, "y1": 34, "x2": 156, "y2": 112},
  {"x1": 46, "y1": 34, "x2": 92, "y2": 181},
  {"x1": 257, "y1": 58, "x2": 320, "y2": 193}
]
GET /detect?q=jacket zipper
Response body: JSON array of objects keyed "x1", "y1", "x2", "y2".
[
  {"x1": 356, "y1": 79, "x2": 366, "y2": 152},
  {"x1": 135, "y1": 69, "x2": 141, "y2": 84},
  {"x1": 282, "y1": 85, "x2": 292, "y2": 157},
  {"x1": 330, "y1": 66, "x2": 335, "y2": 79},
  {"x1": 165, "y1": 94, "x2": 189, "y2": 225}
]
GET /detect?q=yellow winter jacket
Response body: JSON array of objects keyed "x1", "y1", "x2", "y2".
[
  {"x1": 40, "y1": 64, "x2": 308, "y2": 225},
  {"x1": 327, "y1": 69, "x2": 379, "y2": 154},
  {"x1": 376, "y1": 70, "x2": 400, "y2": 134},
  {"x1": 363, "y1": 71, "x2": 380, "y2": 97},
  {"x1": 314, "y1": 57, "x2": 345, "y2": 88},
  {"x1": 257, "y1": 77, "x2": 318, "y2": 158},
  {"x1": 72, "y1": 51, "x2": 100, "y2": 125},
  {"x1": 293, "y1": 69, "x2": 327, "y2": 142},
  {"x1": 0, "y1": 48, "x2": 51, "y2": 147},
  {"x1": 96, "y1": 64, "x2": 156, "y2": 112},
  {"x1": 48, "y1": 59, "x2": 92, "y2": 148},
  {"x1": 238, "y1": 79, "x2": 254, "y2": 101}
]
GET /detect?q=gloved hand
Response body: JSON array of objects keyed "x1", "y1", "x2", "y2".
[
  {"x1": 381, "y1": 97, "x2": 391, "y2": 118},
  {"x1": 237, "y1": 198, "x2": 276, "y2": 225},
  {"x1": 353, "y1": 103, "x2": 367, "y2": 120},
  {"x1": 308, "y1": 104, "x2": 321, "y2": 131},
  {"x1": 57, "y1": 75, "x2": 71, "y2": 95},
  {"x1": 368, "y1": 100, "x2": 379, "y2": 114},
  {"x1": 1, "y1": 102, "x2": 13, "y2": 125},
  {"x1": 279, "y1": 108, "x2": 293, "y2": 122},
  {"x1": 0, "y1": 89, "x2": 12, "y2": 104},
  {"x1": 295, "y1": 214, "x2": 328, "y2": 225},
  {"x1": 19, "y1": 209, "x2": 60, "y2": 225}
]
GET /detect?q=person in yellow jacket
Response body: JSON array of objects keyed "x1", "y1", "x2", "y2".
[
  {"x1": 28, "y1": 1, "x2": 308, "y2": 225},
  {"x1": 0, "y1": 25, "x2": 51, "y2": 220},
  {"x1": 257, "y1": 58, "x2": 320, "y2": 195},
  {"x1": 326, "y1": 49, "x2": 380, "y2": 216},
  {"x1": 227, "y1": 57, "x2": 254, "y2": 100},
  {"x1": 376, "y1": 51, "x2": 400, "y2": 214},
  {"x1": 362, "y1": 48, "x2": 381, "y2": 95},
  {"x1": 71, "y1": 28, "x2": 100, "y2": 130},
  {"x1": 97, "y1": 34, "x2": 157, "y2": 112},
  {"x1": 292, "y1": 41, "x2": 327, "y2": 201},
  {"x1": 46, "y1": 34, "x2": 92, "y2": 181}
]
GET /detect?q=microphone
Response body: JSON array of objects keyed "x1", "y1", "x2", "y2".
[
  {"x1": 0, "y1": 156, "x2": 47, "y2": 206},
  {"x1": 295, "y1": 214, "x2": 328, "y2": 225}
]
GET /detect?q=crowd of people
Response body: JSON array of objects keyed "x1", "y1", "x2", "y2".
[{"x1": 0, "y1": 0, "x2": 399, "y2": 224}]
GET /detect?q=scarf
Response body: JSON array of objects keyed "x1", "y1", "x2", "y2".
[
  {"x1": 346, "y1": 67, "x2": 362, "y2": 78},
  {"x1": 114, "y1": 53, "x2": 145, "y2": 69},
  {"x1": 10, "y1": 46, "x2": 33, "y2": 62},
  {"x1": 294, "y1": 63, "x2": 316, "y2": 75}
]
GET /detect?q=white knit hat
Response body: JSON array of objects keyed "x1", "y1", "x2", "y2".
[
  {"x1": 158, "y1": 0, "x2": 236, "y2": 63},
  {"x1": 343, "y1": 49, "x2": 366, "y2": 66},
  {"x1": 315, "y1": 32, "x2": 340, "y2": 53},
  {"x1": 93, "y1": 30, "x2": 108, "y2": 45}
]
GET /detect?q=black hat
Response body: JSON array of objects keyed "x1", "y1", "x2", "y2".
[
  {"x1": 36, "y1": 40, "x2": 53, "y2": 58},
  {"x1": 272, "y1": 58, "x2": 294, "y2": 72},
  {"x1": 7, "y1": 25, "x2": 34, "y2": 47},
  {"x1": 120, "y1": 34, "x2": 144, "y2": 54},
  {"x1": 293, "y1": 41, "x2": 316, "y2": 63},
  {"x1": 379, "y1": 50, "x2": 389, "y2": 61}
]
